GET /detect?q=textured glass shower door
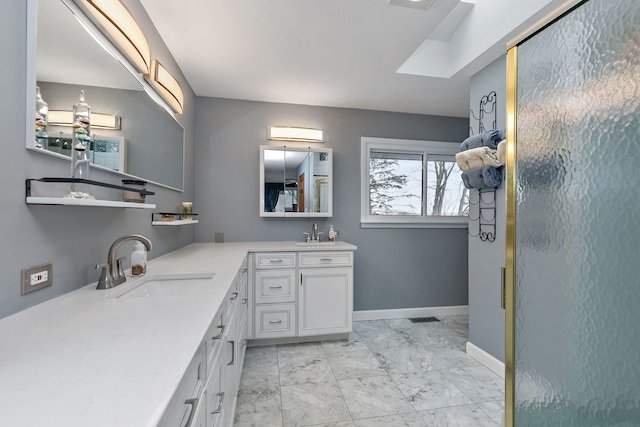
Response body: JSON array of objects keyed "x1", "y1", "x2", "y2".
[{"x1": 507, "y1": 0, "x2": 640, "y2": 425}]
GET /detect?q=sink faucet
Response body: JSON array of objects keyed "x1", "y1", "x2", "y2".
[
  {"x1": 95, "y1": 234, "x2": 153, "y2": 289},
  {"x1": 303, "y1": 223, "x2": 323, "y2": 243}
]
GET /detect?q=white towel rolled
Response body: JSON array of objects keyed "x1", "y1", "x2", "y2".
[
  {"x1": 455, "y1": 146, "x2": 501, "y2": 171},
  {"x1": 497, "y1": 139, "x2": 507, "y2": 166}
]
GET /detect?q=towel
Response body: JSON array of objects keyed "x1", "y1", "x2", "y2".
[
  {"x1": 460, "y1": 129, "x2": 506, "y2": 151},
  {"x1": 455, "y1": 146, "x2": 501, "y2": 171},
  {"x1": 497, "y1": 139, "x2": 507, "y2": 165},
  {"x1": 461, "y1": 166, "x2": 502, "y2": 189}
]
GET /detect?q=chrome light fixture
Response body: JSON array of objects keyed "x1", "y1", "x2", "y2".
[
  {"x1": 148, "y1": 60, "x2": 184, "y2": 114},
  {"x1": 49, "y1": 110, "x2": 121, "y2": 130},
  {"x1": 83, "y1": 0, "x2": 152, "y2": 75},
  {"x1": 267, "y1": 126, "x2": 325, "y2": 142}
]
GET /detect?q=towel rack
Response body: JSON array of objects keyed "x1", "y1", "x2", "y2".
[{"x1": 468, "y1": 188, "x2": 496, "y2": 242}]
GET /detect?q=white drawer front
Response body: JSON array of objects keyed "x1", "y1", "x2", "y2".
[
  {"x1": 255, "y1": 270, "x2": 296, "y2": 303},
  {"x1": 255, "y1": 304, "x2": 296, "y2": 338},
  {"x1": 255, "y1": 252, "x2": 296, "y2": 269},
  {"x1": 298, "y1": 251, "x2": 353, "y2": 267}
]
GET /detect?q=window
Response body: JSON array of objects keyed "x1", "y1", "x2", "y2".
[{"x1": 361, "y1": 137, "x2": 468, "y2": 228}]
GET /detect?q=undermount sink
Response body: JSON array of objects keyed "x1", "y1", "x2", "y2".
[
  {"x1": 295, "y1": 242, "x2": 337, "y2": 247},
  {"x1": 112, "y1": 273, "x2": 215, "y2": 299}
]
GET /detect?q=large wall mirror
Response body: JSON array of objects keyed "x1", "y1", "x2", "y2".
[
  {"x1": 27, "y1": 0, "x2": 185, "y2": 191},
  {"x1": 260, "y1": 146, "x2": 333, "y2": 218}
]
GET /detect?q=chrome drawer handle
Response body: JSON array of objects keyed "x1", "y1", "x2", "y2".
[
  {"x1": 241, "y1": 298, "x2": 248, "y2": 304},
  {"x1": 320, "y1": 258, "x2": 333, "y2": 262},
  {"x1": 269, "y1": 259, "x2": 284, "y2": 263},
  {"x1": 212, "y1": 324, "x2": 225, "y2": 340},
  {"x1": 211, "y1": 392, "x2": 225, "y2": 414},
  {"x1": 229, "y1": 292, "x2": 239, "y2": 300},
  {"x1": 268, "y1": 320, "x2": 283, "y2": 324},
  {"x1": 228, "y1": 340, "x2": 235, "y2": 366},
  {"x1": 269, "y1": 285, "x2": 283, "y2": 289},
  {"x1": 183, "y1": 397, "x2": 199, "y2": 427}
]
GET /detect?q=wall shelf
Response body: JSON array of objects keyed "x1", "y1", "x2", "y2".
[
  {"x1": 26, "y1": 197, "x2": 156, "y2": 209},
  {"x1": 151, "y1": 212, "x2": 199, "y2": 225},
  {"x1": 26, "y1": 178, "x2": 156, "y2": 209}
]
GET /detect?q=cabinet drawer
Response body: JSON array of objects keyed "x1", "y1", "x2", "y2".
[
  {"x1": 255, "y1": 252, "x2": 296, "y2": 269},
  {"x1": 159, "y1": 345, "x2": 205, "y2": 427},
  {"x1": 298, "y1": 251, "x2": 353, "y2": 267},
  {"x1": 255, "y1": 270, "x2": 296, "y2": 303},
  {"x1": 254, "y1": 304, "x2": 296, "y2": 339}
]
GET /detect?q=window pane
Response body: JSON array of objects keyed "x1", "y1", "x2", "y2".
[
  {"x1": 369, "y1": 151, "x2": 423, "y2": 215},
  {"x1": 426, "y1": 158, "x2": 468, "y2": 216}
]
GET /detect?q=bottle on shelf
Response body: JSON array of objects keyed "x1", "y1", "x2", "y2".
[
  {"x1": 328, "y1": 225, "x2": 336, "y2": 243},
  {"x1": 35, "y1": 86, "x2": 49, "y2": 148}
]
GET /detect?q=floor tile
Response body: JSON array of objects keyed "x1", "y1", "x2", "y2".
[
  {"x1": 373, "y1": 346, "x2": 437, "y2": 375},
  {"x1": 357, "y1": 328, "x2": 412, "y2": 352},
  {"x1": 418, "y1": 347, "x2": 480, "y2": 370},
  {"x1": 278, "y1": 341, "x2": 325, "y2": 357},
  {"x1": 353, "y1": 411, "x2": 427, "y2": 426},
  {"x1": 307, "y1": 421, "x2": 356, "y2": 427},
  {"x1": 321, "y1": 332, "x2": 369, "y2": 355},
  {"x1": 443, "y1": 367, "x2": 504, "y2": 403},
  {"x1": 385, "y1": 318, "x2": 417, "y2": 330},
  {"x1": 391, "y1": 370, "x2": 474, "y2": 411},
  {"x1": 281, "y1": 381, "x2": 351, "y2": 427},
  {"x1": 326, "y1": 349, "x2": 386, "y2": 380},
  {"x1": 240, "y1": 346, "x2": 280, "y2": 390},
  {"x1": 477, "y1": 400, "x2": 505, "y2": 424},
  {"x1": 418, "y1": 403, "x2": 499, "y2": 427},
  {"x1": 353, "y1": 320, "x2": 393, "y2": 334},
  {"x1": 279, "y1": 354, "x2": 335, "y2": 386},
  {"x1": 338, "y1": 375, "x2": 414, "y2": 419},
  {"x1": 233, "y1": 386, "x2": 283, "y2": 427}
]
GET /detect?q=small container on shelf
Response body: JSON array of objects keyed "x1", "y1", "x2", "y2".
[
  {"x1": 181, "y1": 202, "x2": 193, "y2": 220},
  {"x1": 122, "y1": 179, "x2": 147, "y2": 203}
]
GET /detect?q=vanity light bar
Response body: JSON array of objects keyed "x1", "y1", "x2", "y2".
[
  {"x1": 268, "y1": 126, "x2": 325, "y2": 142},
  {"x1": 48, "y1": 110, "x2": 121, "y2": 130},
  {"x1": 83, "y1": 0, "x2": 151, "y2": 75},
  {"x1": 148, "y1": 60, "x2": 184, "y2": 115}
]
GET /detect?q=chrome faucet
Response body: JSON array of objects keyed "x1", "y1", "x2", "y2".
[
  {"x1": 95, "y1": 234, "x2": 153, "y2": 289},
  {"x1": 303, "y1": 223, "x2": 323, "y2": 243}
]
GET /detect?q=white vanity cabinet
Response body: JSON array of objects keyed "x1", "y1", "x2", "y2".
[
  {"x1": 250, "y1": 249, "x2": 354, "y2": 341},
  {"x1": 161, "y1": 256, "x2": 248, "y2": 427}
]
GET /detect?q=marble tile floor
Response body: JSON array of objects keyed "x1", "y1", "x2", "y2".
[{"x1": 234, "y1": 315, "x2": 504, "y2": 427}]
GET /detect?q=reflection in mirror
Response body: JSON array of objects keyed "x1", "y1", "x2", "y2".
[
  {"x1": 29, "y1": 0, "x2": 185, "y2": 191},
  {"x1": 260, "y1": 146, "x2": 333, "y2": 218}
]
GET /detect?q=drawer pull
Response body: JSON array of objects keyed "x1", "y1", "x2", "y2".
[
  {"x1": 241, "y1": 298, "x2": 248, "y2": 304},
  {"x1": 211, "y1": 392, "x2": 225, "y2": 414},
  {"x1": 269, "y1": 285, "x2": 283, "y2": 289},
  {"x1": 268, "y1": 320, "x2": 283, "y2": 324},
  {"x1": 229, "y1": 292, "x2": 239, "y2": 301},
  {"x1": 183, "y1": 397, "x2": 199, "y2": 427},
  {"x1": 269, "y1": 259, "x2": 284, "y2": 263},
  {"x1": 228, "y1": 340, "x2": 235, "y2": 366},
  {"x1": 320, "y1": 258, "x2": 333, "y2": 262},
  {"x1": 211, "y1": 324, "x2": 225, "y2": 340}
]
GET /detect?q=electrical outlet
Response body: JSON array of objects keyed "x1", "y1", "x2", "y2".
[{"x1": 21, "y1": 263, "x2": 53, "y2": 295}]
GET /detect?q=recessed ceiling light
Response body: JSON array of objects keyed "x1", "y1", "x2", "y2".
[{"x1": 388, "y1": 0, "x2": 437, "y2": 11}]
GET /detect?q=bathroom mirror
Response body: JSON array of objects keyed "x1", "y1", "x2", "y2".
[
  {"x1": 260, "y1": 145, "x2": 333, "y2": 217},
  {"x1": 27, "y1": 0, "x2": 185, "y2": 191}
]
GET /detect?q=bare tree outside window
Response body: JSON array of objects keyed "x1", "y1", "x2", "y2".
[{"x1": 369, "y1": 152, "x2": 422, "y2": 215}]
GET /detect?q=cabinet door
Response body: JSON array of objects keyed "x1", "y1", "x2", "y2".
[
  {"x1": 206, "y1": 350, "x2": 225, "y2": 427},
  {"x1": 299, "y1": 268, "x2": 353, "y2": 336}
]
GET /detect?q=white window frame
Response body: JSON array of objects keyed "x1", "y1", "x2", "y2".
[{"x1": 360, "y1": 136, "x2": 467, "y2": 229}]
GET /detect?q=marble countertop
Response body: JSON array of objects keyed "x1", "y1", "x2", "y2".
[{"x1": 0, "y1": 241, "x2": 356, "y2": 426}]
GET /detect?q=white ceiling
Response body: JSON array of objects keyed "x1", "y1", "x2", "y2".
[{"x1": 139, "y1": 0, "x2": 571, "y2": 118}]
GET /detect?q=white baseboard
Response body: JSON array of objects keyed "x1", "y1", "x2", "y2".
[
  {"x1": 353, "y1": 305, "x2": 468, "y2": 321},
  {"x1": 466, "y1": 341, "x2": 505, "y2": 379}
]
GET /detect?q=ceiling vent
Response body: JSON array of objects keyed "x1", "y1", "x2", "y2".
[{"x1": 388, "y1": 0, "x2": 437, "y2": 11}]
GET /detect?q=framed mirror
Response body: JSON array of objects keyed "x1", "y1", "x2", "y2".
[
  {"x1": 260, "y1": 146, "x2": 333, "y2": 218},
  {"x1": 27, "y1": 0, "x2": 185, "y2": 191}
]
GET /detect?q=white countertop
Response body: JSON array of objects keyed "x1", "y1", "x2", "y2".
[{"x1": 0, "y1": 241, "x2": 356, "y2": 427}]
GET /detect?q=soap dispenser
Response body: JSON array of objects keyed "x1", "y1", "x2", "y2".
[
  {"x1": 328, "y1": 225, "x2": 336, "y2": 243},
  {"x1": 131, "y1": 241, "x2": 147, "y2": 276}
]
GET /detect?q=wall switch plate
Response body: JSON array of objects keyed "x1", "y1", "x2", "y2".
[
  {"x1": 214, "y1": 232, "x2": 224, "y2": 243},
  {"x1": 21, "y1": 263, "x2": 53, "y2": 295}
]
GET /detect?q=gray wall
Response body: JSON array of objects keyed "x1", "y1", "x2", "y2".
[
  {"x1": 0, "y1": 0, "x2": 196, "y2": 319},
  {"x1": 467, "y1": 55, "x2": 507, "y2": 361},
  {"x1": 194, "y1": 97, "x2": 470, "y2": 311}
]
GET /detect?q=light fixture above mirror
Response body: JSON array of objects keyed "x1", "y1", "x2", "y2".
[
  {"x1": 148, "y1": 60, "x2": 184, "y2": 115},
  {"x1": 49, "y1": 110, "x2": 121, "y2": 130},
  {"x1": 82, "y1": 0, "x2": 151, "y2": 75},
  {"x1": 268, "y1": 126, "x2": 325, "y2": 143}
]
